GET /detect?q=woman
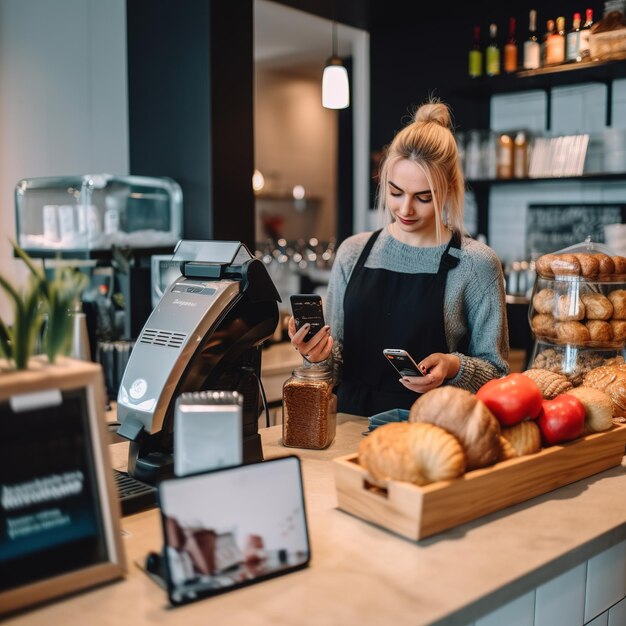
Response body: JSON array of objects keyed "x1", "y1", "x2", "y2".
[{"x1": 289, "y1": 100, "x2": 509, "y2": 417}]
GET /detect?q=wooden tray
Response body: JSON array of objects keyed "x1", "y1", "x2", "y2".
[{"x1": 333, "y1": 424, "x2": 626, "y2": 541}]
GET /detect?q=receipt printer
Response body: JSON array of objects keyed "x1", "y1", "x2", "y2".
[{"x1": 116, "y1": 240, "x2": 280, "y2": 484}]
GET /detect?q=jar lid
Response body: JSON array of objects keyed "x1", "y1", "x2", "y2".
[{"x1": 292, "y1": 365, "x2": 332, "y2": 379}]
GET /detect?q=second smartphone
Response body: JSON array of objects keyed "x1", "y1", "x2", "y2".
[{"x1": 383, "y1": 348, "x2": 424, "y2": 377}]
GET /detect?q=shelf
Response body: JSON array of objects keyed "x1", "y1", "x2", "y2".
[
  {"x1": 467, "y1": 172, "x2": 626, "y2": 188},
  {"x1": 15, "y1": 245, "x2": 176, "y2": 261},
  {"x1": 460, "y1": 57, "x2": 626, "y2": 97}
]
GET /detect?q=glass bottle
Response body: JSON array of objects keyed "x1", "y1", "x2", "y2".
[
  {"x1": 579, "y1": 8, "x2": 594, "y2": 60},
  {"x1": 545, "y1": 18, "x2": 565, "y2": 65},
  {"x1": 486, "y1": 23, "x2": 501, "y2": 77},
  {"x1": 513, "y1": 131, "x2": 529, "y2": 179},
  {"x1": 468, "y1": 26, "x2": 483, "y2": 78},
  {"x1": 282, "y1": 365, "x2": 337, "y2": 449},
  {"x1": 523, "y1": 9, "x2": 540, "y2": 70},
  {"x1": 541, "y1": 19, "x2": 555, "y2": 66},
  {"x1": 497, "y1": 133, "x2": 513, "y2": 179},
  {"x1": 504, "y1": 17, "x2": 518, "y2": 73},
  {"x1": 566, "y1": 13, "x2": 582, "y2": 62}
]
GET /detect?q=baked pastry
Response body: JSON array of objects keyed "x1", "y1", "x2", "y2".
[
  {"x1": 574, "y1": 253, "x2": 600, "y2": 277},
  {"x1": 555, "y1": 294, "x2": 585, "y2": 321},
  {"x1": 532, "y1": 314, "x2": 557, "y2": 338},
  {"x1": 583, "y1": 364, "x2": 626, "y2": 416},
  {"x1": 585, "y1": 320, "x2": 613, "y2": 343},
  {"x1": 532, "y1": 288, "x2": 556, "y2": 315},
  {"x1": 555, "y1": 321, "x2": 590, "y2": 344},
  {"x1": 566, "y1": 387, "x2": 614, "y2": 434},
  {"x1": 409, "y1": 386, "x2": 501, "y2": 471},
  {"x1": 501, "y1": 421, "x2": 542, "y2": 456},
  {"x1": 610, "y1": 320, "x2": 626, "y2": 342},
  {"x1": 522, "y1": 368, "x2": 573, "y2": 399},
  {"x1": 551, "y1": 254, "x2": 581, "y2": 276},
  {"x1": 594, "y1": 253, "x2": 616, "y2": 276},
  {"x1": 580, "y1": 293, "x2": 613, "y2": 320},
  {"x1": 498, "y1": 435, "x2": 517, "y2": 461},
  {"x1": 608, "y1": 289, "x2": 626, "y2": 319},
  {"x1": 612, "y1": 256, "x2": 626, "y2": 275},
  {"x1": 535, "y1": 254, "x2": 556, "y2": 277},
  {"x1": 358, "y1": 422, "x2": 466, "y2": 486}
]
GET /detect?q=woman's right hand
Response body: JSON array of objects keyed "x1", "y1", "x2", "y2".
[{"x1": 287, "y1": 316, "x2": 333, "y2": 363}]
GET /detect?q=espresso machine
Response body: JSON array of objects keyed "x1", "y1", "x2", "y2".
[{"x1": 117, "y1": 240, "x2": 280, "y2": 484}]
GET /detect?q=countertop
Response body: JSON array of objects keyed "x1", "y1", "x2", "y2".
[{"x1": 6, "y1": 414, "x2": 626, "y2": 626}]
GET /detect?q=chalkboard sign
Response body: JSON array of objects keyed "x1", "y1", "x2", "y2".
[
  {"x1": 0, "y1": 359, "x2": 125, "y2": 615},
  {"x1": 526, "y1": 203, "x2": 626, "y2": 256}
]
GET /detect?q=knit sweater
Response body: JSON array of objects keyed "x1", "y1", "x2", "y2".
[{"x1": 325, "y1": 227, "x2": 510, "y2": 392}]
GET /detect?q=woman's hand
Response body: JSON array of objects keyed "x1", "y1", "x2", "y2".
[
  {"x1": 288, "y1": 316, "x2": 333, "y2": 363},
  {"x1": 399, "y1": 353, "x2": 460, "y2": 394}
]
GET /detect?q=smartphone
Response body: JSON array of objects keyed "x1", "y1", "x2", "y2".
[
  {"x1": 383, "y1": 348, "x2": 424, "y2": 377},
  {"x1": 290, "y1": 294, "x2": 325, "y2": 342},
  {"x1": 159, "y1": 455, "x2": 310, "y2": 606}
]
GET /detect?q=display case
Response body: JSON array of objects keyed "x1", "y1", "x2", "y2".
[
  {"x1": 527, "y1": 242, "x2": 626, "y2": 381},
  {"x1": 15, "y1": 174, "x2": 183, "y2": 256}
]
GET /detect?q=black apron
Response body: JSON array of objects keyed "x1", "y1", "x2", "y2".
[{"x1": 337, "y1": 229, "x2": 463, "y2": 417}]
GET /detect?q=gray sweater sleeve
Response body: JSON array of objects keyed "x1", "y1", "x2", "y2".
[{"x1": 323, "y1": 229, "x2": 509, "y2": 392}]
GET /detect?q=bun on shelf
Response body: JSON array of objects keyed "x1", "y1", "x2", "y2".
[
  {"x1": 409, "y1": 387, "x2": 501, "y2": 471},
  {"x1": 522, "y1": 368, "x2": 573, "y2": 399},
  {"x1": 555, "y1": 320, "x2": 590, "y2": 344},
  {"x1": 586, "y1": 320, "x2": 614, "y2": 343},
  {"x1": 358, "y1": 422, "x2": 466, "y2": 486},
  {"x1": 608, "y1": 289, "x2": 626, "y2": 319},
  {"x1": 534, "y1": 252, "x2": 626, "y2": 279},
  {"x1": 566, "y1": 387, "x2": 614, "y2": 434},
  {"x1": 581, "y1": 293, "x2": 613, "y2": 320},
  {"x1": 583, "y1": 364, "x2": 626, "y2": 417}
]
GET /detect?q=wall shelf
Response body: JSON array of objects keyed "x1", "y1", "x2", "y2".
[{"x1": 467, "y1": 172, "x2": 626, "y2": 189}]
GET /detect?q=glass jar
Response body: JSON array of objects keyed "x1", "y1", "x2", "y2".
[{"x1": 282, "y1": 365, "x2": 337, "y2": 449}]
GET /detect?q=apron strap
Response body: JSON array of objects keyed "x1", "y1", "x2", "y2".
[
  {"x1": 438, "y1": 230, "x2": 462, "y2": 273},
  {"x1": 353, "y1": 229, "x2": 382, "y2": 275}
]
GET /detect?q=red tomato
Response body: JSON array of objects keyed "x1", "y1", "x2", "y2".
[
  {"x1": 476, "y1": 373, "x2": 543, "y2": 427},
  {"x1": 537, "y1": 394, "x2": 586, "y2": 445}
]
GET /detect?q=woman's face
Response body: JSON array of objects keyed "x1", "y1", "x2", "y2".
[{"x1": 387, "y1": 159, "x2": 438, "y2": 242}]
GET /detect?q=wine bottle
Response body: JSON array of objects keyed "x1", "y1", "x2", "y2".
[
  {"x1": 541, "y1": 20, "x2": 555, "y2": 67},
  {"x1": 486, "y1": 23, "x2": 501, "y2": 77},
  {"x1": 579, "y1": 8, "x2": 594, "y2": 60},
  {"x1": 523, "y1": 9, "x2": 540, "y2": 70},
  {"x1": 545, "y1": 17, "x2": 565, "y2": 66},
  {"x1": 468, "y1": 26, "x2": 483, "y2": 78},
  {"x1": 504, "y1": 17, "x2": 518, "y2": 73},
  {"x1": 566, "y1": 13, "x2": 582, "y2": 62}
]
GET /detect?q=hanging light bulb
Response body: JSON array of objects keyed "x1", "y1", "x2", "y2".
[{"x1": 322, "y1": 18, "x2": 349, "y2": 109}]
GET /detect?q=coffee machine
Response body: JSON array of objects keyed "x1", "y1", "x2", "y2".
[{"x1": 117, "y1": 240, "x2": 280, "y2": 484}]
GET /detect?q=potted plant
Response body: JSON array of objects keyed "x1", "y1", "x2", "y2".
[{"x1": 0, "y1": 242, "x2": 88, "y2": 370}]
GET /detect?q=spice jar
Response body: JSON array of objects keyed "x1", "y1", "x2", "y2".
[{"x1": 282, "y1": 365, "x2": 337, "y2": 449}]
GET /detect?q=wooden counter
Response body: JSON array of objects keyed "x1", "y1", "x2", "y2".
[{"x1": 5, "y1": 414, "x2": 626, "y2": 626}]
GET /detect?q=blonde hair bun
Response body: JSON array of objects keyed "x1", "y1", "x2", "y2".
[{"x1": 414, "y1": 101, "x2": 453, "y2": 130}]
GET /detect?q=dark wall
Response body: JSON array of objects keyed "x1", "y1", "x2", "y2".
[{"x1": 127, "y1": 0, "x2": 255, "y2": 250}]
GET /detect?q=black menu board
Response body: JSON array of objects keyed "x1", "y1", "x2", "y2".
[
  {"x1": 526, "y1": 203, "x2": 626, "y2": 256},
  {"x1": 0, "y1": 375, "x2": 125, "y2": 615}
]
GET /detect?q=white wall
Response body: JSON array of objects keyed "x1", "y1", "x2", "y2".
[
  {"x1": 488, "y1": 79, "x2": 626, "y2": 263},
  {"x1": 0, "y1": 0, "x2": 128, "y2": 319}
]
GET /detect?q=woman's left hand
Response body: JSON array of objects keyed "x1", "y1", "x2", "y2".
[{"x1": 399, "y1": 353, "x2": 460, "y2": 393}]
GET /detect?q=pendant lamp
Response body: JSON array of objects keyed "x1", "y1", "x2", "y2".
[{"x1": 322, "y1": 18, "x2": 349, "y2": 109}]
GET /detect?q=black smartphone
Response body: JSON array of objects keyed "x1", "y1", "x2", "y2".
[
  {"x1": 383, "y1": 348, "x2": 424, "y2": 377},
  {"x1": 159, "y1": 455, "x2": 310, "y2": 606},
  {"x1": 290, "y1": 294, "x2": 325, "y2": 342}
]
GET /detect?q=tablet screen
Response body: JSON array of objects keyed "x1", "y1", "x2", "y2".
[{"x1": 159, "y1": 455, "x2": 310, "y2": 605}]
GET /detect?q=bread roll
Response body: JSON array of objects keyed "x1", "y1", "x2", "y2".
[
  {"x1": 555, "y1": 321, "x2": 590, "y2": 344},
  {"x1": 522, "y1": 368, "x2": 573, "y2": 399},
  {"x1": 583, "y1": 364, "x2": 626, "y2": 416},
  {"x1": 358, "y1": 422, "x2": 466, "y2": 486},
  {"x1": 555, "y1": 294, "x2": 585, "y2": 321},
  {"x1": 594, "y1": 253, "x2": 616, "y2": 276},
  {"x1": 551, "y1": 254, "x2": 581, "y2": 276},
  {"x1": 574, "y1": 253, "x2": 600, "y2": 277},
  {"x1": 610, "y1": 320, "x2": 626, "y2": 342},
  {"x1": 409, "y1": 386, "x2": 501, "y2": 471},
  {"x1": 532, "y1": 288, "x2": 556, "y2": 315},
  {"x1": 566, "y1": 387, "x2": 614, "y2": 434},
  {"x1": 586, "y1": 320, "x2": 613, "y2": 344},
  {"x1": 532, "y1": 314, "x2": 557, "y2": 338},
  {"x1": 608, "y1": 289, "x2": 626, "y2": 319},
  {"x1": 501, "y1": 421, "x2": 542, "y2": 456},
  {"x1": 581, "y1": 293, "x2": 613, "y2": 320},
  {"x1": 612, "y1": 256, "x2": 626, "y2": 275},
  {"x1": 498, "y1": 435, "x2": 517, "y2": 461},
  {"x1": 535, "y1": 254, "x2": 556, "y2": 277}
]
